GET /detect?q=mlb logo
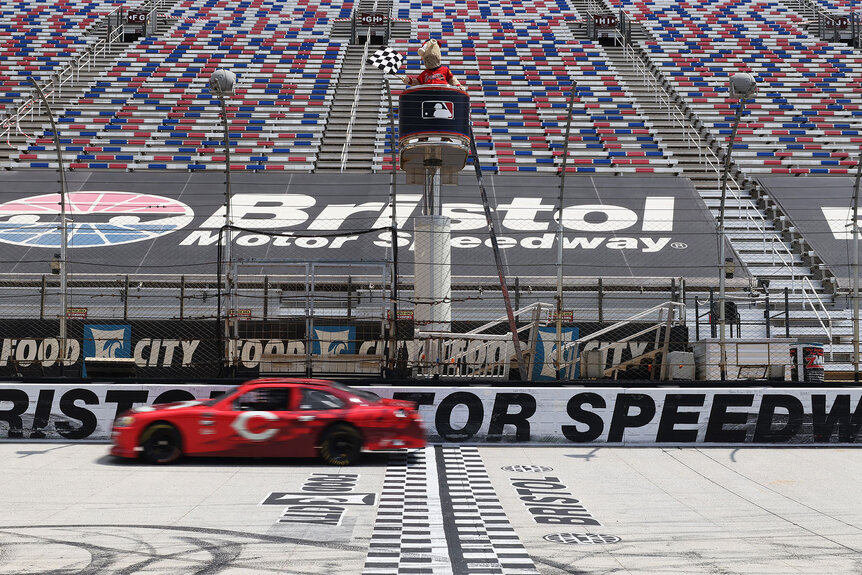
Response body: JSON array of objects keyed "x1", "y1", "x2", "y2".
[{"x1": 422, "y1": 101, "x2": 454, "y2": 119}]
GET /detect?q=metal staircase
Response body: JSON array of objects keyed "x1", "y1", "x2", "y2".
[
  {"x1": 315, "y1": 43, "x2": 387, "y2": 171},
  {"x1": 316, "y1": 0, "x2": 408, "y2": 172},
  {"x1": 0, "y1": 0, "x2": 182, "y2": 168},
  {"x1": 575, "y1": 0, "x2": 852, "y2": 370}
]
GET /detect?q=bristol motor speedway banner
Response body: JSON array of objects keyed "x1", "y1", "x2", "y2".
[
  {"x1": 1, "y1": 384, "x2": 860, "y2": 445},
  {"x1": 0, "y1": 171, "x2": 737, "y2": 279}
]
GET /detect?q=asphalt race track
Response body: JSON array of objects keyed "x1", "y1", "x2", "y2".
[{"x1": 1, "y1": 444, "x2": 861, "y2": 574}]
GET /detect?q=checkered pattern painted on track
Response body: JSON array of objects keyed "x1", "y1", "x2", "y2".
[
  {"x1": 363, "y1": 448, "x2": 452, "y2": 574},
  {"x1": 363, "y1": 446, "x2": 538, "y2": 575}
]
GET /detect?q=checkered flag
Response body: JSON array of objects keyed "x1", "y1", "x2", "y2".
[{"x1": 367, "y1": 47, "x2": 404, "y2": 75}]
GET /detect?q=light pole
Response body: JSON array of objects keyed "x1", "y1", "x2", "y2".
[
  {"x1": 556, "y1": 82, "x2": 578, "y2": 379},
  {"x1": 209, "y1": 69, "x2": 236, "y2": 371},
  {"x1": 30, "y1": 78, "x2": 69, "y2": 374},
  {"x1": 386, "y1": 78, "x2": 399, "y2": 374},
  {"x1": 852, "y1": 148, "x2": 862, "y2": 381},
  {"x1": 718, "y1": 72, "x2": 757, "y2": 380}
]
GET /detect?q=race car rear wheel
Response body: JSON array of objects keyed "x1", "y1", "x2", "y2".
[
  {"x1": 140, "y1": 423, "x2": 183, "y2": 464},
  {"x1": 320, "y1": 424, "x2": 362, "y2": 466}
]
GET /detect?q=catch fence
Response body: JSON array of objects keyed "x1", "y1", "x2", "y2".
[{"x1": 0, "y1": 272, "x2": 852, "y2": 382}]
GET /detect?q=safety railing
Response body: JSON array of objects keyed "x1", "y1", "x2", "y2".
[
  {"x1": 801, "y1": 276, "x2": 833, "y2": 358},
  {"x1": 699, "y1": 143, "x2": 801, "y2": 283},
  {"x1": 340, "y1": 34, "x2": 373, "y2": 171},
  {"x1": 413, "y1": 302, "x2": 553, "y2": 380},
  {"x1": 617, "y1": 27, "x2": 699, "y2": 153},
  {"x1": 0, "y1": 2, "x2": 149, "y2": 146},
  {"x1": 558, "y1": 301, "x2": 686, "y2": 381}
]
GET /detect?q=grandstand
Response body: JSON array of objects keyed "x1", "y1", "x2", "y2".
[{"x1": 0, "y1": 0, "x2": 860, "y2": 380}]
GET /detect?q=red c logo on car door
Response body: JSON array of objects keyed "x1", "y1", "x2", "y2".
[{"x1": 231, "y1": 411, "x2": 279, "y2": 441}]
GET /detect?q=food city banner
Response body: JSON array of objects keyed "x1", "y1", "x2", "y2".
[
  {"x1": 0, "y1": 171, "x2": 734, "y2": 279},
  {"x1": 0, "y1": 319, "x2": 685, "y2": 379},
  {"x1": 0, "y1": 384, "x2": 860, "y2": 445}
]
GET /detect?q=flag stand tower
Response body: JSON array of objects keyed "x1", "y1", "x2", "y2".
[{"x1": 398, "y1": 85, "x2": 471, "y2": 344}]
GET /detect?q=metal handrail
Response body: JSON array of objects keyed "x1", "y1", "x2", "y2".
[
  {"x1": 340, "y1": 33, "x2": 373, "y2": 171},
  {"x1": 700, "y1": 143, "x2": 798, "y2": 280},
  {"x1": 617, "y1": 31, "x2": 698, "y2": 153},
  {"x1": 801, "y1": 276, "x2": 833, "y2": 358},
  {"x1": 417, "y1": 302, "x2": 554, "y2": 339},
  {"x1": 611, "y1": 11, "x2": 804, "y2": 281},
  {"x1": 0, "y1": 5, "x2": 132, "y2": 146},
  {"x1": 558, "y1": 301, "x2": 686, "y2": 379}
]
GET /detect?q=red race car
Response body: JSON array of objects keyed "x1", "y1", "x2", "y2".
[{"x1": 110, "y1": 378, "x2": 425, "y2": 465}]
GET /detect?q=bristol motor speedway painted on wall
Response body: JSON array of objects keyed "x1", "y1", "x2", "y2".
[
  {"x1": 0, "y1": 384, "x2": 860, "y2": 445},
  {"x1": 0, "y1": 171, "x2": 731, "y2": 278}
]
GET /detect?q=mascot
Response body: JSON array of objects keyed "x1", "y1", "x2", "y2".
[{"x1": 402, "y1": 39, "x2": 463, "y2": 88}]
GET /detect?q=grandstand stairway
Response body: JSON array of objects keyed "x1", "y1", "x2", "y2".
[
  {"x1": 607, "y1": 0, "x2": 850, "y2": 360},
  {"x1": 0, "y1": 1, "x2": 180, "y2": 169},
  {"x1": 568, "y1": 0, "x2": 843, "y2": 355},
  {"x1": 315, "y1": 44, "x2": 386, "y2": 171},
  {"x1": 0, "y1": 43, "x2": 127, "y2": 167},
  {"x1": 600, "y1": 10, "x2": 822, "y2": 298}
]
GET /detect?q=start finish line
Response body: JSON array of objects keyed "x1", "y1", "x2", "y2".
[{"x1": 0, "y1": 384, "x2": 860, "y2": 445}]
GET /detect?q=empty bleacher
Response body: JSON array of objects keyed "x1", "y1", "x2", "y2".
[
  {"x1": 0, "y1": 0, "x2": 126, "y2": 116},
  {"x1": 6, "y1": 0, "x2": 349, "y2": 171},
  {"x1": 612, "y1": 0, "x2": 862, "y2": 177}
]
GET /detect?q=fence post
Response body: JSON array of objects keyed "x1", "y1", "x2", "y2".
[
  {"x1": 709, "y1": 288, "x2": 716, "y2": 338},
  {"x1": 263, "y1": 275, "x2": 268, "y2": 320},
  {"x1": 784, "y1": 287, "x2": 790, "y2": 338},
  {"x1": 180, "y1": 275, "x2": 185, "y2": 320},
  {"x1": 764, "y1": 291, "x2": 771, "y2": 338},
  {"x1": 305, "y1": 263, "x2": 313, "y2": 378},
  {"x1": 347, "y1": 275, "x2": 352, "y2": 319},
  {"x1": 694, "y1": 297, "x2": 700, "y2": 341},
  {"x1": 598, "y1": 277, "x2": 604, "y2": 323},
  {"x1": 514, "y1": 276, "x2": 520, "y2": 310},
  {"x1": 123, "y1": 275, "x2": 129, "y2": 321},
  {"x1": 40, "y1": 275, "x2": 46, "y2": 320}
]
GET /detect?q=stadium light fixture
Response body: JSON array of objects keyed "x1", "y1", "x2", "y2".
[
  {"x1": 718, "y1": 72, "x2": 757, "y2": 380},
  {"x1": 210, "y1": 68, "x2": 236, "y2": 373},
  {"x1": 29, "y1": 77, "x2": 69, "y2": 375}
]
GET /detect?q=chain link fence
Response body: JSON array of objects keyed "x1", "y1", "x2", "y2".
[{"x1": 0, "y1": 270, "x2": 850, "y2": 382}]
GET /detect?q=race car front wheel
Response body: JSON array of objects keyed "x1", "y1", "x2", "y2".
[
  {"x1": 140, "y1": 423, "x2": 183, "y2": 464},
  {"x1": 320, "y1": 424, "x2": 362, "y2": 466}
]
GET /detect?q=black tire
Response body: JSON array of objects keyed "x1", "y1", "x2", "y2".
[
  {"x1": 320, "y1": 424, "x2": 363, "y2": 466},
  {"x1": 140, "y1": 423, "x2": 183, "y2": 464}
]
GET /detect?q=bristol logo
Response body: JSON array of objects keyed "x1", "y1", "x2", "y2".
[
  {"x1": 422, "y1": 101, "x2": 454, "y2": 119},
  {"x1": 0, "y1": 192, "x2": 194, "y2": 248}
]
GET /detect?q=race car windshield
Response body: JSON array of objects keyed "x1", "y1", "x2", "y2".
[
  {"x1": 203, "y1": 386, "x2": 239, "y2": 406},
  {"x1": 330, "y1": 381, "x2": 380, "y2": 402}
]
